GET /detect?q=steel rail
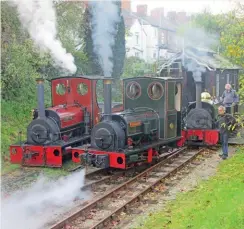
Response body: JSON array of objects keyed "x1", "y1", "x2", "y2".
[
  {"x1": 49, "y1": 147, "x2": 188, "y2": 229},
  {"x1": 81, "y1": 150, "x2": 179, "y2": 191},
  {"x1": 90, "y1": 148, "x2": 204, "y2": 229}
]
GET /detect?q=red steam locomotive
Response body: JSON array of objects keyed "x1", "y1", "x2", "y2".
[{"x1": 10, "y1": 76, "x2": 101, "y2": 167}]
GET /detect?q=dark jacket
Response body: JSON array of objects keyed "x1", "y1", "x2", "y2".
[
  {"x1": 221, "y1": 89, "x2": 238, "y2": 107},
  {"x1": 216, "y1": 114, "x2": 236, "y2": 134}
]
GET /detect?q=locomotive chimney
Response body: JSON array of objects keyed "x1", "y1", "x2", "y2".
[
  {"x1": 195, "y1": 81, "x2": 202, "y2": 109},
  {"x1": 36, "y1": 78, "x2": 46, "y2": 118},
  {"x1": 103, "y1": 78, "x2": 112, "y2": 121}
]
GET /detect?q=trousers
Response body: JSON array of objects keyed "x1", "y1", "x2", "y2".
[
  {"x1": 225, "y1": 106, "x2": 231, "y2": 114},
  {"x1": 220, "y1": 132, "x2": 229, "y2": 157}
]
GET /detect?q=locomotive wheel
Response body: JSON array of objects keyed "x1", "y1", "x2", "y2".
[{"x1": 186, "y1": 108, "x2": 212, "y2": 129}]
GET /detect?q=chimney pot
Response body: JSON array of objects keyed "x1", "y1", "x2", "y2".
[{"x1": 136, "y1": 4, "x2": 147, "y2": 17}]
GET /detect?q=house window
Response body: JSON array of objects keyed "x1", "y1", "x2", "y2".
[
  {"x1": 135, "y1": 32, "x2": 139, "y2": 44},
  {"x1": 161, "y1": 33, "x2": 165, "y2": 44},
  {"x1": 135, "y1": 52, "x2": 139, "y2": 57}
]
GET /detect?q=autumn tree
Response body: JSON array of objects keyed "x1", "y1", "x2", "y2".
[{"x1": 192, "y1": 3, "x2": 244, "y2": 103}]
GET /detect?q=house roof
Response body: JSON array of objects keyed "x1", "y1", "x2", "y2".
[
  {"x1": 122, "y1": 9, "x2": 176, "y2": 32},
  {"x1": 157, "y1": 47, "x2": 242, "y2": 74}
]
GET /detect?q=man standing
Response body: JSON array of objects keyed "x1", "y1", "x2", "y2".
[
  {"x1": 221, "y1": 84, "x2": 238, "y2": 114},
  {"x1": 216, "y1": 106, "x2": 236, "y2": 160}
]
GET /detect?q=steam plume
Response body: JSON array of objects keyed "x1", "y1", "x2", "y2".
[
  {"x1": 1, "y1": 169, "x2": 89, "y2": 229},
  {"x1": 10, "y1": 0, "x2": 77, "y2": 74},
  {"x1": 185, "y1": 60, "x2": 206, "y2": 82},
  {"x1": 179, "y1": 26, "x2": 218, "y2": 82},
  {"x1": 89, "y1": 0, "x2": 120, "y2": 77}
]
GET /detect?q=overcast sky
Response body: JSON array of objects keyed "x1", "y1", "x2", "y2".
[{"x1": 131, "y1": 0, "x2": 241, "y2": 15}]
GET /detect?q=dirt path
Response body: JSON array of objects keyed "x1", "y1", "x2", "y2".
[{"x1": 117, "y1": 146, "x2": 237, "y2": 229}]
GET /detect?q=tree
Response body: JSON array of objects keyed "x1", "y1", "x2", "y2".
[
  {"x1": 83, "y1": 6, "x2": 103, "y2": 75},
  {"x1": 111, "y1": 0, "x2": 126, "y2": 78},
  {"x1": 122, "y1": 57, "x2": 154, "y2": 78},
  {"x1": 192, "y1": 3, "x2": 244, "y2": 103}
]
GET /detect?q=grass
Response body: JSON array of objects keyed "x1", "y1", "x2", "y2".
[
  {"x1": 1, "y1": 99, "x2": 83, "y2": 176},
  {"x1": 137, "y1": 147, "x2": 244, "y2": 229},
  {"x1": 1, "y1": 99, "x2": 37, "y2": 174}
]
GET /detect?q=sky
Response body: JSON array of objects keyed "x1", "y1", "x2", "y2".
[{"x1": 131, "y1": 0, "x2": 241, "y2": 15}]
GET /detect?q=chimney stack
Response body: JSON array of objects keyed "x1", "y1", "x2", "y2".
[
  {"x1": 36, "y1": 78, "x2": 45, "y2": 118},
  {"x1": 103, "y1": 78, "x2": 112, "y2": 121},
  {"x1": 136, "y1": 5, "x2": 147, "y2": 17},
  {"x1": 122, "y1": 0, "x2": 131, "y2": 11},
  {"x1": 195, "y1": 81, "x2": 202, "y2": 109},
  {"x1": 167, "y1": 11, "x2": 177, "y2": 22},
  {"x1": 150, "y1": 8, "x2": 164, "y2": 20},
  {"x1": 177, "y1": 12, "x2": 187, "y2": 23}
]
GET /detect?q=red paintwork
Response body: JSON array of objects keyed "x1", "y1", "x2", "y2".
[
  {"x1": 177, "y1": 129, "x2": 219, "y2": 146},
  {"x1": 51, "y1": 77, "x2": 100, "y2": 126},
  {"x1": 112, "y1": 105, "x2": 124, "y2": 113},
  {"x1": 10, "y1": 145, "x2": 63, "y2": 167},
  {"x1": 72, "y1": 148, "x2": 126, "y2": 169},
  {"x1": 48, "y1": 105, "x2": 84, "y2": 129},
  {"x1": 148, "y1": 148, "x2": 153, "y2": 163},
  {"x1": 72, "y1": 147, "x2": 159, "y2": 169}
]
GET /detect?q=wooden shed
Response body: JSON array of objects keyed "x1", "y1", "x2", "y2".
[{"x1": 157, "y1": 46, "x2": 242, "y2": 107}]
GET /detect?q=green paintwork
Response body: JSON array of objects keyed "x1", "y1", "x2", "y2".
[{"x1": 123, "y1": 77, "x2": 182, "y2": 140}]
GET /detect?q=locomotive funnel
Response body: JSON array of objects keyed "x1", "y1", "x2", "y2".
[
  {"x1": 36, "y1": 78, "x2": 45, "y2": 118},
  {"x1": 195, "y1": 81, "x2": 202, "y2": 109},
  {"x1": 103, "y1": 78, "x2": 112, "y2": 121}
]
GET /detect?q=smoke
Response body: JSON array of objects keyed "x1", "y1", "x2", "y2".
[
  {"x1": 185, "y1": 60, "x2": 206, "y2": 82},
  {"x1": 9, "y1": 0, "x2": 77, "y2": 74},
  {"x1": 1, "y1": 169, "x2": 89, "y2": 229},
  {"x1": 89, "y1": 0, "x2": 120, "y2": 77},
  {"x1": 179, "y1": 26, "x2": 218, "y2": 82},
  {"x1": 183, "y1": 26, "x2": 219, "y2": 49}
]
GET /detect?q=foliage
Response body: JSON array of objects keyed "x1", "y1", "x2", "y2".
[
  {"x1": 192, "y1": 3, "x2": 244, "y2": 103},
  {"x1": 1, "y1": 100, "x2": 36, "y2": 172},
  {"x1": 111, "y1": 11, "x2": 126, "y2": 78},
  {"x1": 1, "y1": 1, "x2": 88, "y2": 170},
  {"x1": 83, "y1": 6, "x2": 102, "y2": 75},
  {"x1": 1, "y1": 39, "x2": 50, "y2": 101},
  {"x1": 122, "y1": 56, "x2": 154, "y2": 78},
  {"x1": 137, "y1": 148, "x2": 244, "y2": 229}
]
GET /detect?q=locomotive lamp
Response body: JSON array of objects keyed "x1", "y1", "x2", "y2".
[{"x1": 36, "y1": 77, "x2": 45, "y2": 119}]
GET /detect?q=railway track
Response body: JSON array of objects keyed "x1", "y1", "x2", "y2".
[
  {"x1": 1, "y1": 149, "x2": 177, "y2": 195},
  {"x1": 49, "y1": 147, "x2": 207, "y2": 229}
]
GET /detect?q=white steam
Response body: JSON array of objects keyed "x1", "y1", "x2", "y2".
[
  {"x1": 180, "y1": 26, "x2": 218, "y2": 82},
  {"x1": 10, "y1": 0, "x2": 77, "y2": 74},
  {"x1": 89, "y1": 0, "x2": 120, "y2": 77},
  {"x1": 185, "y1": 60, "x2": 206, "y2": 82},
  {"x1": 1, "y1": 169, "x2": 89, "y2": 229},
  {"x1": 183, "y1": 26, "x2": 219, "y2": 49}
]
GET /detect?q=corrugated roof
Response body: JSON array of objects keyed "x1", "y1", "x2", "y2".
[{"x1": 157, "y1": 47, "x2": 242, "y2": 74}]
